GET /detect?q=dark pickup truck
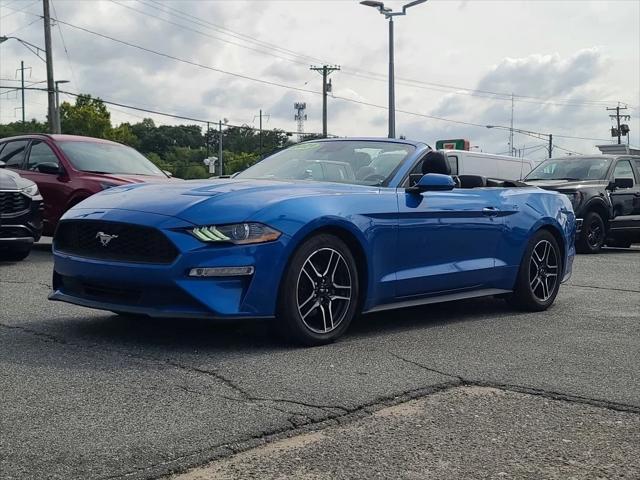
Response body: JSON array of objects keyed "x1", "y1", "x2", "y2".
[{"x1": 525, "y1": 155, "x2": 640, "y2": 253}]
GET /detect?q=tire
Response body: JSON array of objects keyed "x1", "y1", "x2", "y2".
[
  {"x1": 0, "y1": 247, "x2": 31, "y2": 261},
  {"x1": 276, "y1": 234, "x2": 360, "y2": 346},
  {"x1": 506, "y1": 230, "x2": 562, "y2": 311},
  {"x1": 576, "y1": 211, "x2": 605, "y2": 254}
]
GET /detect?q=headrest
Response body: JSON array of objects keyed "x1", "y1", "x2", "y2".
[{"x1": 421, "y1": 151, "x2": 451, "y2": 175}]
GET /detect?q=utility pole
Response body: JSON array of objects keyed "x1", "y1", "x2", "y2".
[
  {"x1": 259, "y1": 109, "x2": 263, "y2": 157},
  {"x1": 20, "y1": 61, "x2": 25, "y2": 123},
  {"x1": 206, "y1": 121, "x2": 210, "y2": 157},
  {"x1": 218, "y1": 120, "x2": 223, "y2": 176},
  {"x1": 42, "y1": 0, "x2": 57, "y2": 133},
  {"x1": 509, "y1": 93, "x2": 514, "y2": 156},
  {"x1": 607, "y1": 103, "x2": 629, "y2": 145},
  {"x1": 548, "y1": 134, "x2": 553, "y2": 159},
  {"x1": 310, "y1": 65, "x2": 340, "y2": 137}
]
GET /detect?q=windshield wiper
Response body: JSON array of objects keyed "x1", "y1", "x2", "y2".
[{"x1": 82, "y1": 170, "x2": 110, "y2": 174}]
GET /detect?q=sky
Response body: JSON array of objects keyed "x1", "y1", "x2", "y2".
[{"x1": 0, "y1": 0, "x2": 639, "y2": 159}]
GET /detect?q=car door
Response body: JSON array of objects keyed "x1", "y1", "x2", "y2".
[
  {"x1": 608, "y1": 159, "x2": 638, "y2": 218},
  {"x1": 19, "y1": 140, "x2": 75, "y2": 234},
  {"x1": 394, "y1": 186, "x2": 505, "y2": 298}
]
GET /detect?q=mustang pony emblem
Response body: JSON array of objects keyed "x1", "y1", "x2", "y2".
[{"x1": 96, "y1": 231, "x2": 118, "y2": 247}]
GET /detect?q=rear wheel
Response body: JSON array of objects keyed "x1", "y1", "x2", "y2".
[
  {"x1": 277, "y1": 234, "x2": 359, "y2": 346},
  {"x1": 576, "y1": 211, "x2": 605, "y2": 253},
  {"x1": 506, "y1": 230, "x2": 562, "y2": 311}
]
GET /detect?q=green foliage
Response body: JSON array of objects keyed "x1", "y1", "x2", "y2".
[
  {"x1": 0, "y1": 119, "x2": 48, "y2": 138},
  {"x1": 224, "y1": 151, "x2": 259, "y2": 174},
  {"x1": 0, "y1": 93, "x2": 299, "y2": 179},
  {"x1": 60, "y1": 94, "x2": 112, "y2": 138}
]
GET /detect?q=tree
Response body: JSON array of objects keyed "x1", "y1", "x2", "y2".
[
  {"x1": 0, "y1": 120, "x2": 48, "y2": 138},
  {"x1": 60, "y1": 95, "x2": 112, "y2": 138}
]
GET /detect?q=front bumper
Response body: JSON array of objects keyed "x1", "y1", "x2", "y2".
[
  {"x1": 0, "y1": 194, "x2": 42, "y2": 249},
  {"x1": 49, "y1": 209, "x2": 288, "y2": 319}
]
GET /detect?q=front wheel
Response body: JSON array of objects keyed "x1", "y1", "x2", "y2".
[
  {"x1": 506, "y1": 230, "x2": 562, "y2": 311},
  {"x1": 277, "y1": 234, "x2": 359, "y2": 346},
  {"x1": 576, "y1": 211, "x2": 605, "y2": 253}
]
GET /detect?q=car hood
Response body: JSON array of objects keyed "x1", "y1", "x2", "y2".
[
  {"x1": 70, "y1": 178, "x2": 379, "y2": 224},
  {"x1": 0, "y1": 168, "x2": 35, "y2": 190},
  {"x1": 80, "y1": 172, "x2": 177, "y2": 185},
  {"x1": 525, "y1": 179, "x2": 607, "y2": 190}
]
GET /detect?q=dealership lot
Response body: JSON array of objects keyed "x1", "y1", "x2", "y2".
[{"x1": 1, "y1": 244, "x2": 639, "y2": 480}]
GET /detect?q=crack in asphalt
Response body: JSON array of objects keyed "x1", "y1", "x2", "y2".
[
  {"x1": 0, "y1": 279, "x2": 52, "y2": 289},
  {"x1": 568, "y1": 283, "x2": 640, "y2": 294},
  {"x1": 390, "y1": 351, "x2": 640, "y2": 415}
]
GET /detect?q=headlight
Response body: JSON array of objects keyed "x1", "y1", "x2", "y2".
[
  {"x1": 190, "y1": 223, "x2": 281, "y2": 244},
  {"x1": 563, "y1": 191, "x2": 582, "y2": 209},
  {"x1": 21, "y1": 184, "x2": 39, "y2": 197}
]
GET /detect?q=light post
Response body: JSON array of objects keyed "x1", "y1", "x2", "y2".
[
  {"x1": 0, "y1": 36, "x2": 46, "y2": 62},
  {"x1": 486, "y1": 125, "x2": 553, "y2": 158},
  {"x1": 360, "y1": 0, "x2": 427, "y2": 139},
  {"x1": 54, "y1": 80, "x2": 69, "y2": 133}
]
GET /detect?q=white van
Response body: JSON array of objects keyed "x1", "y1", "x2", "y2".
[{"x1": 442, "y1": 150, "x2": 537, "y2": 180}]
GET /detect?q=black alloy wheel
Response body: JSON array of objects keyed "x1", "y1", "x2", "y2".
[
  {"x1": 277, "y1": 234, "x2": 359, "y2": 346},
  {"x1": 507, "y1": 229, "x2": 562, "y2": 311},
  {"x1": 576, "y1": 211, "x2": 605, "y2": 254}
]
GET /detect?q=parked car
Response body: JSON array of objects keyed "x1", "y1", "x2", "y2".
[
  {"x1": 0, "y1": 162, "x2": 43, "y2": 261},
  {"x1": 49, "y1": 139, "x2": 575, "y2": 345},
  {"x1": 525, "y1": 155, "x2": 640, "y2": 253},
  {"x1": 442, "y1": 149, "x2": 537, "y2": 180},
  {"x1": 0, "y1": 134, "x2": 173, "y2": 236}
]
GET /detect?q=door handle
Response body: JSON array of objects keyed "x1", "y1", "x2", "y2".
[{"x1": 482, "y1": 207, "x2": 499, "y2": 217}]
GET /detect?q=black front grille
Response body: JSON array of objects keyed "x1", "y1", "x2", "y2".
[
  {"x1": 0, "y1": 191, "x2": 30, "y2": 216},
  {"x1": 55, "y1": 220, "x2": 178, "y2": 264},
  {"x1": 0, "y1": 226, "x2": 32, "y2": 238}
]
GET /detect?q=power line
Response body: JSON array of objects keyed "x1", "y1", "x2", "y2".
[
  {"x1": 0, "y1": 85, "x2": 326, "y2": 136},
  {"x1": 108, "y1": 0, "x2": 312, "y2": 67},
  {"x1": 3, "y1": 1, "x2": 632, "y2": 110},
  {"x1": 51, "y1": 0, "x2": 79, "y2": 89},
  {"x1": 0, "y1": 0, "x2": 38, "y2": 20}
]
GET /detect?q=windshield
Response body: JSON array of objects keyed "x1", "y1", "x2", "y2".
[
  {"x1": 525, "y1": 157, "x2": 611, "y2": 181},
  {"x1": 235, "y1": 140, "x2": 415, "y2": 186},
  {"x1": 59, "y1": 141, "x2": 166, "y2": 176}
]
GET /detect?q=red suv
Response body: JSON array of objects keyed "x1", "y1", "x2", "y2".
[{"x1": 0, "y1": 134, "x2": 174, "y2": 236}]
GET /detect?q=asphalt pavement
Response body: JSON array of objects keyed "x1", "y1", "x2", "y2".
[{"x1": 0, "y1": 241, "x2": 638, "y2": 480}]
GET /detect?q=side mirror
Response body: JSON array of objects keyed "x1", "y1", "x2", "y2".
[
  {"x1": 607, "y1": 177, "x2": 634, "y2": 190},
  {"x1": 406, "y1": 173, "x2": 455, "y2": 193},
  {"x1": 0, "y1": 160, "x2": 6, "y2": 168},
  {"x1": 37, "y1": 162, "x2": 62, "y2": 175}
]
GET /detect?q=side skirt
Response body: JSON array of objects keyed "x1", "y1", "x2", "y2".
[{"x1": 363, "y1": 288, "x2": 512, "y2": 314}]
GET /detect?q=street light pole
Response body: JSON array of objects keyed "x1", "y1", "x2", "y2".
[
  {"x1": 55, "y1": 80, "x2": 69, "y2": 133},
  {"x1": 388, "y1": 16, "x2": 395, "y2": 139},
  {"x1": 360, "y1": 0, "x2": 428, "y2": 139}
]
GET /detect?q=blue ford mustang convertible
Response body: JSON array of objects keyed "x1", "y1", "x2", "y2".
[{"x1": 50, "y1": 138, "x2": 576, "y2": 345}]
